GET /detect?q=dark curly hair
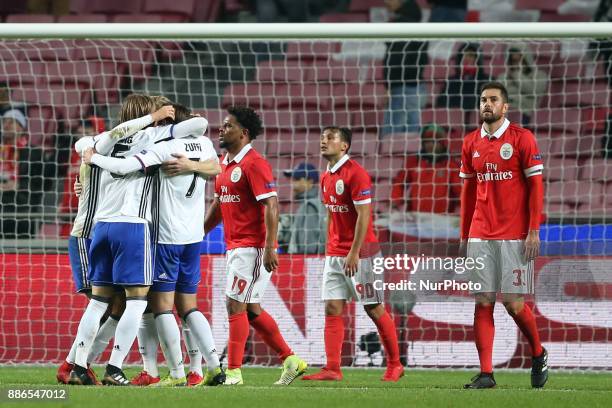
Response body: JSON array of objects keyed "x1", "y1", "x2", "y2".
[{"x1": 227, "y1": 105, "x2": 263, "y2": 140}]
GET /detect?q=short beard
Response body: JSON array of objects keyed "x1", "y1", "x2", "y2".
[
  {"x1": 219, "y1": 140, "x2": 229, "y2": 149},
  {"x1": 481, "y1": 112, "x2": 501, "y2": 124}
]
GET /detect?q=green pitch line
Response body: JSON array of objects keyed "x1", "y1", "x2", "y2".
[{"x1": 0, "y1": 367, "x2": 610, "y2": 408}]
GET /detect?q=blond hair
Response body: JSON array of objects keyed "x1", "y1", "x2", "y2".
[
  {"x1": 150, "y1": 95, "x2": 173, "y2": 110},
  {"x1": 119, "y1": 94, "x2": 155, "y2": 123}
]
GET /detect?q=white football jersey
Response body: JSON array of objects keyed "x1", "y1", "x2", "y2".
[
  {"x1": 71, "y1": 137, "x2": 102, "y2": 238},
  {"x1": 93, "y1": 119, "x2": 209, "y2": 224},
  {"x1": 93, "y1": 126, "x2": 177, "y2": 224},
  {"x1": 136, "y1": 136, "x2": 218, "y2": 244}
]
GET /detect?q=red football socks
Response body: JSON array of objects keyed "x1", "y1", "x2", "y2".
[
  {"x1": 250, "y1": 310, "x2": 293, "y2": 361},
  {"x1": 228, "y1": 312, "x2": 250, "y2": 369},
  {"x1": 373, "y1": 312, "x2": 401, "y2": 367},
  {"x1": 511, "y1": 304, "x2": 543, "y2": 357},
  {"x1": 474, "y1": 303, "x2": 495, "y2": 373},
  {"x1": 324, "y1": 315, "x2": 344, "y2": 371}
]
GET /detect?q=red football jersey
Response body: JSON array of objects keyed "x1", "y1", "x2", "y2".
[
  {"x1": 321, "y1": 155, "x2": 379, "y2": 258},
  {"x1": 215, "y1": 144, "x2": 277, "y2": 250},
  {"x1": 460, "y1": 119, "x2": 544, "y2": 239}
]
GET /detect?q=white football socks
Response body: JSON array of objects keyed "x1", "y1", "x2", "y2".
[
  {"x1": 185, "y1": 311, "x2": 220, "y2": 370},
  {"x1": 155, "y1": 313, "x2": 185, "y2": 379},
  {"x1": 74, "y1": 299, "x2": 108, "y2": 368},
  {"x1": 137, "y1": 313, "x2": 160, "y2": 377},
  {"x1": 87, "y1": 315, "x2": 119, "y2": 364},
  {"x1": 182, "y1": 324, "x2": 203, "y2": 376},
  {"x1": 108, "y1": 299, "x2": 147, "y2": 370}
]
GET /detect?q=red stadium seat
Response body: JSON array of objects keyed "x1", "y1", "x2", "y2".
[
  {"x1": 0, "y1": 61, "x2": 45, "y2": 86},
  {"x1": 319, "y1": 12, "x2": 369, "y2": 23},
  {"x1": 57, "y1": 14, "x2": 109, "y2": 23},
  {"x1": 544, "y1": 203, "x2": 573, "y2": 215},
  {"x1": 91, "y1": 0, "x2": 143, "y2": 14},
  {"x1": 256, "y1": 60, "x2": 304, "y2": 82},
  {"x1": 111, "y1": 14, "x2": 164, "y2": 23},
  {"x1": 144, "y1": 0, "x2": 195, "y2": 21},
  {"x1": 423, "y1": 61, "x2": 455, "y2": 81},
  {"x1": 266, "y1": 132, "x2": 320, "y2": 156},
  {"x1": 331, "y1": 83, "x2": 387, "y2": 109},
  {"x1": 69, "y1": 0, "x2": 92, "y2": 14},
  {"x1": 372, "y1": 181, "x2": 393, "y2": 203},
  {"x1": 193, "y1": 0, "x2": 222, "y2": 22},
  {"x1": 544, "y1": 158, "x2": 578, "y2": 181},
  {"x1": 548, "y1": 135, "x2": 578, "y2": 157},
  {"x1": 6, "y1": 14, "x2": 55, "y2": 23},
  {"x1": 548, "y1": 81, "x2": 610, "y2": 107},
  {"x1": 580, "y1": 158, "x2": 612, "y2": 182},
  {"x1": 286, "y1": 42, "x2": 341, "y2": 61},
  {"x1": 532, "y1": 109, "x2": 581, "y2": 133},
  {"x1": 289, "y1": 84, "x2": 332, "y2": 110},
  {"x1": 259, "y1": 110, "x2": 304, "y2": 130},
  {"x1": 546, "y1": 180, "x2": 603, "y2": 206},
  {"x1": 300, "y1": 110, "x2": 349, "y2": 131},
  {"x1": 581, "y1": 107, "x2": 609, "y2": 132},
  {"x1": 202, "y1": 109, "x2": 226, "y2": 130},
  {"x1": 91, "y1": 61, "x2": 127, "y2": 104},
  {"x1": 349, "y1": 0, "x2": 385, "y2": 12},
  {"x1": 304, "y1": 62, "x2": 361, "y2": 82},
  {"x1": 575, "y1": 134, "x2": 604, "y2": 158},
  {"x1": 349, "y1": 133, "x2": 378, "y2": 156},
  {"x1": 27, "y1": 106, "x2": 57, "y2": 146},
  {"x1": 365, "y1": 61, "x2": 384, "y2": 82},
  {"x1": 222, "y1": 83, "x2": 276, "y2": 109},
  {"x1": 44, "y1": 62, "x2": 92, "y2": 89},
  {"x1": 351, "y1": 110, "x2": 383, "y2": 132},
  {"x1": 19, "y1": 40, "x2": 79, "y2": 61},
  {"x1": 378, "y1": 133, "x2": 420, "y2": 155}
]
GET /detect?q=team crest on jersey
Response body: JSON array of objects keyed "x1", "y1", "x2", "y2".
[
  {"x1": 335, "y1": 180, "x2": 344, "y2": 195},
  {"x1": 500, "y1": 143, "x2": 513, "y2": 160},
  {"x1": 230, "y1": 167, "x2": 242, "y2": 182}
]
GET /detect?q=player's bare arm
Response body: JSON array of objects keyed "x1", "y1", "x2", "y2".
[
  {"x1": 204, "y1": 196, "x2": 223, "y2": 235},
  {"x1": 345, "y1": 203, "x2": 370, "y2": 277},
  {"x1": 524, "y1": 174, "x2": 543, "y2": 261},
  {"x1": 459, "y1": 177, "x2": 477, "y2": 257},
  {"x1": 162, "y1": 153, "x2": 221, "y2": 177},
  {"x1": 262, "y1": 196, "x2": 280, "y2": 273}
]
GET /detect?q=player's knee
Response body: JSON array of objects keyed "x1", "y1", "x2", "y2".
[
  {"x1": 154, "y1": 310, "x2": 174, "y2": 319},
  {"x1": 179, "y1": 307, "x2": 199, "y2": 321},
  {"x1": 503, "y1": 301, "x2": 524, "y2": 317},
  {"x1": 325, "y1": 302, "x2": 343, "y2": 316},
  {"x1": 226, "y1": 298, "x2": 247, "y2": 316},
  {"x1": 363, "y1": 303, "x2": 384, "y2": 320}
]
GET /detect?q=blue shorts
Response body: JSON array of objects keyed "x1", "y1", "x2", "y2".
[
  {"x1": 151, "y1": 242, "x2": 201, "y2": 294},
  {"x1": 68, "y1": 236, "x2": 92, "y2": 293},
  {"x1": 89, "y1": 222, "x2": 154, "y2": 287}
]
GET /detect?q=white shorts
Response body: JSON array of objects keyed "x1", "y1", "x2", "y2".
[
  {"x1": 225, "y1": 247, "x2": 272, "y2": 303},
  {"x1": 322, "y1": 253, "x2": 384, "y2": 305},
  {"x1": 467, "y1": 239, "x2": 535, "y2": 295}
]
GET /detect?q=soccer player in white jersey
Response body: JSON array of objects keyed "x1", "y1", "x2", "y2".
[
  {"x1": 203, "y1": 106, "x2": 307, "y2": 386},
  {"x1": 83, "y1": 104, "x2": 225, "y2": 387},
  {"x1": 60, "y1": 97, "x2": 179, "y2": 385},
  {"x1": 67, "y1": 95, "x2": 179, "y2": 386}
]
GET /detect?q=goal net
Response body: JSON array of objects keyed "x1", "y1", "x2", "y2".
[{"x1": 0, "y1": 25, "x2": 610, "y2": 370}]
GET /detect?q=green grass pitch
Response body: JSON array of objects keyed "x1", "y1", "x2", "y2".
[{"x1": 0, "y1": 366, "x2": 610, "y2": 408}]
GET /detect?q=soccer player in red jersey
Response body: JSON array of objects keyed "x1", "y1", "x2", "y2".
[
  {"x1": 302, "y1": 127, "x2": 403, "y2": 382},
  {"x1": 460, "y1": 82, "x2": 548, "y2": 389},
  {"x1": 204, "y1": 106, "x2": 307, "y2": 385}
]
